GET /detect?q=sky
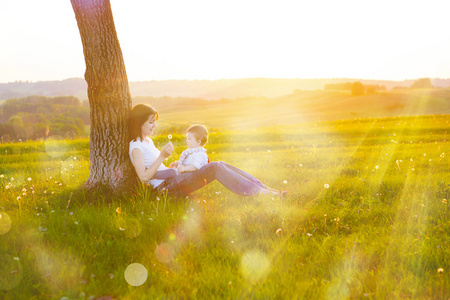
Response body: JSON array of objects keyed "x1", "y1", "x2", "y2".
[{"x1": 1, "y1": 0, "x2": 450, "y2": 83}]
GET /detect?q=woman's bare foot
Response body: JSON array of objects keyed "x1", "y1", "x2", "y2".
[{"x1": 257, "y1": 188, "x2": 279, "y2": 196}]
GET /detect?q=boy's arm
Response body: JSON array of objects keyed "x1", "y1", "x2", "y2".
[
  {"x1": 168, "y1": 161, "x2": 179, "y2": 168},
  {"x1": 178, "y1": 164, "x2": 198, "y2": 173}
]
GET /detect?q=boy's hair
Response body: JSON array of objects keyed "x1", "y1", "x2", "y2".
[{"x1": 187, "y1": 124, "x2": 208, "y2": 146}]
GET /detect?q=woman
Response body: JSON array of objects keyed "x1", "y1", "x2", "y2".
[{"x1": 129, "y1": 104, "x2": 281, "y2": 197}]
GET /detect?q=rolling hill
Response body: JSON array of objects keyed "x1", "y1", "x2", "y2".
[{"x1": 2, "y1": 77, "x2": 450, "y2": 101}]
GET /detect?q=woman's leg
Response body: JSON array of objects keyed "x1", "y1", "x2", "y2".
[
  {"x1": 175, "y1": 162, "x2": 269, "y2": 196},
  {"x1": 153, "y1": 169, "x2": 177, "y2": 179},
  {"x1": 216, "y1": 161, "x2": 277, "y2": 191}
]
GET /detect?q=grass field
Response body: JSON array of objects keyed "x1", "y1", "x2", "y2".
[{"x1": 0, "y1": 114, "x2": 449, "y2": 299}]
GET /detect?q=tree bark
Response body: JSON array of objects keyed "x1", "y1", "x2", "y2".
[{"x1": 70, "y1": 0, "x2": 136, "y2": 193}]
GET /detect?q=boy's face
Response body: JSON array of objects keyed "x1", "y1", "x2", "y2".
[{"x1": 186, "y1": 132, "x2": 201, "y2": 148}]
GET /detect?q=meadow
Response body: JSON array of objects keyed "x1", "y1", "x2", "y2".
[{"x1": 0, "y1": 114, "x2": 449, "y2": 299}]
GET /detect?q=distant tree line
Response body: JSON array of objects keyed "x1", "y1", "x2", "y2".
[
  {"x1": 393, "y1": 78, "x2": 435, "y2": 90},
  {"x1": 0, "y1": 96, "x2": 89, "y2": 142},
  {"x1": 324, "y1": 82, "x2": 387, "y2": 96}
]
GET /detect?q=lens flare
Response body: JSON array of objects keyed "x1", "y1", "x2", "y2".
[
  {"x1": 240, "y1": 250, "x2": 270, "y2": 283},
  {"x1": 0, "y1": 212, "x2": 12, "y2": 235},
  {"x1": 116, "y1": 217, "x2": 142, "y2": 239},
  {"x1": 124, "y1": 263, "x2": 148, "y2": 286},
  {"x1": 0, "y1": 254, "x2": 23, "y2": 290},
  {"x1": 44, "y1": 136, "x2": 68, "y2": 158},
  {"x1": 155, "y1": 243, "x2": 175, "y2": 264},
  {"x1": 12, "y1": 148, "x2": 21, "y2": 155}
]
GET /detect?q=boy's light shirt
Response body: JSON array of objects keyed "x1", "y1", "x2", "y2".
[{"x1": 178, "y1": 148, "x2": 208, "y2": 170}]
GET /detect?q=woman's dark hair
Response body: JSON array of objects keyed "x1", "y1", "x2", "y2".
[{"x1": 129, "y1": 104, "x2": 159, "y2": 142}]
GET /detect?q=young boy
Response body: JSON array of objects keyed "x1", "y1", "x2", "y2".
[
  {"x1": 152, "y1": 124, "x2": 208, "y2": 179},
  {"x1": 171, "y1": 124, "x2": 209, "y2": 173}
]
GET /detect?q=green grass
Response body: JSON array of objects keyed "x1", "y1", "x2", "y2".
[{"x1": 0, "y1": 114, "x2": 449, "y2": 299}]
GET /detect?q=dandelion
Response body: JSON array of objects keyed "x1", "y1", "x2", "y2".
[
  {"x1": 16, "y1": 196, "x2": 21, "y2": 201},
  {"x1": 28, "y1": 177, "x2": 32, "y2": 181},
  {"x1": 0, "y1": 175, "x2": 4, "y2": 178},
  {"x1": 168, "y1": 134, "x2": 172, "y2": 140},
  {"x1": 440, "y1": 153, "x2": 445, "y2": 158},
  {"x1": 276, "y1": 228, "x2": 282, "y2": 236},
  {"x1": 306, "y1": 233, "x2": 312, "y2": 237},
  {"x1": 43, "y1": 191, "x2": 47, "y2": 194},
  {"x1": 375, "y1": 165, "x2": 379, "y2": 170},
  {"x1": 324, "y1": 184, "x2": 329, "y2": 189},
  {"x1": 443, "y1": 199, "x2": 447, "y2": 204},
  {"x1": 299, "y1": 164, "x2": 303, "y2": 167},
  {"x1": 267, "y1": 150, "x2": 271, "y2": 153},
  {"x1": 13, "y1": 257, "x2": 19, "y2": 261},
  {"x1": 283, "y1": 180, "x2": 288, "y2": 184},
  {"x1": 22, "y1": 192, "x2": 27, "y2": 197},
  {"x1": 438, "y1": 268, "x2": 444, "y2": 299},
  {"x1": 10, "y1": 178, "x2": 14, "y2": 182}
]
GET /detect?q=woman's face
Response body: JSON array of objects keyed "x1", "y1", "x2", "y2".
[{"x1": 141, "y1": 115, "x2": 157, "y2": 137}]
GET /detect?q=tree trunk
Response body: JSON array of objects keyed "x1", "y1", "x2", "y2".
[{"x1": 70, "y1": 0, "x2": 136, "y2": 193}]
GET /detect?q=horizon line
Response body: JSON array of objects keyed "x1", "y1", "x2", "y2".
[{"x1": 1, "y1": 76, "x2": 449, "y2": 84}]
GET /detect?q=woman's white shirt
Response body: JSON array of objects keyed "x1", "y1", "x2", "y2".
[{"x1": 129, "y1": 137, "x2": 168, "y2": 187}]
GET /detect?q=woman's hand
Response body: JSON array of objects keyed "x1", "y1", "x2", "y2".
[{"x1": 160, "y1": 142, "x2": 173, "y2": 158}]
